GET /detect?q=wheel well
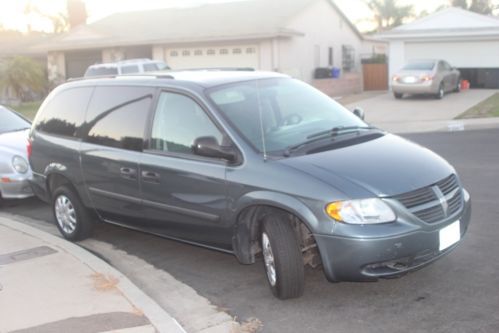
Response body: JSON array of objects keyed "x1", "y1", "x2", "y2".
[
  {"x1": 46, "y1": 174, "x2": 76, "y2": 200},
  {"x1": 234, "y1": 205, "x2": 321, "y2": 268}
]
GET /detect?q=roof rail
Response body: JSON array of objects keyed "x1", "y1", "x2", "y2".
[{"x1": 66, "y1": 73, "x2": 175, "y2": 82}]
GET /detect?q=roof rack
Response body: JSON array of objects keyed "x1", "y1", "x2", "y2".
[{"x1": 66, "y1": 73, "x2": 175, "y2": 82}]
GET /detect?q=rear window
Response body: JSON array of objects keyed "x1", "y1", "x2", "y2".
[
  {"x1": 84, "y1": 66, "x2": 118, "y2": 77},
  {"x1": 0, "y1": 107, "x2": 30, "y2": 134},
  {"x1": 403, "y1": 62, "x2": 435, "y2": 71},
  {"x1": 83, "y1": 86, "x2": 154, "y2": 151},
  {"x1": 34, "y1": 87, "x2": 93, "y2": 138}
]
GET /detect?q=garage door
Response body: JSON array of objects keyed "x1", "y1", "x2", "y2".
[
  {"x1": 405, "y1": 41, "x2": 499, "y2": 68},
  {"x1": 65, "y1": 50, "x2": 102, "y2": 79},
  {"x1": 165, "y1": 45, "x2": 259, "y2": 70}
]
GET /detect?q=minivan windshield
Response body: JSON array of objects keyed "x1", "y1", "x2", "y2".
[
  {"x1": 0, "y1": 107, "x2": 31, "y2": 134},
  {"x1": 208, "y1": 78, "x2": 368, "y2": 155},
  {"x1": 402, "y1": 61, "x2": 435, "y2": 71}
]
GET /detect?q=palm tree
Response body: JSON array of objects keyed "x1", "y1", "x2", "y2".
[
  {"x1": 0, "y1": 56, "x2": 47, "y2": 102},
  {"x1": 451, "y1": 0, "x2": 496, "y2": 14},
  {"x1": 365, "y1": 0, "x2": 414, "y2": 31}
]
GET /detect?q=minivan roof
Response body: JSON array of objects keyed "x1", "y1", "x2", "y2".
[{"x1": 65, "y1": 70, "x2": 289, "y2": 89}]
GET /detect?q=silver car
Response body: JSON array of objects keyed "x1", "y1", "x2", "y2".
[
  {"x1": 392, "y1": 60, "x2": 461, "y2": 99},
  {"x1": 0, "y1": 106, "x2": 33, "y2": 203}
]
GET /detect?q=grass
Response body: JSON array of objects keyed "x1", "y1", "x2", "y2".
[
  {"x1": 457, "y1": 92, "x2": 499, "y2": 119},
  {"x1": 8, "y1": 101, "x2": 42, "y2": 120}
]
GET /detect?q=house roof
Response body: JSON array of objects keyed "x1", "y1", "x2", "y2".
[
  {"x1": 0, "y1": 32, "x2": 52, "y2": 57},
  {"x1": 37, "y1": 0, "x2": 362, "y2": 51},
  {"x1": 378, "y1": 7, "x2": 499, "y2": 41}
]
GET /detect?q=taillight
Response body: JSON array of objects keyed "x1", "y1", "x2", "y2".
[{"x1": 27, "y1": 138, "x2": 32, "y2": 159}]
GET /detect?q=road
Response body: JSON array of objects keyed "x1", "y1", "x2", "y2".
[{"x1": 2, "y1": 129, "x2": 499, "y2": 333}]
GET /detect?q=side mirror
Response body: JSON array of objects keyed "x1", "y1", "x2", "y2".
[
  {"x1": 192, "y1": 136, "x2": 237, "y2": 162},
  {"x1": 353, "y1": 107, "x2": 365, "y2": 120}
]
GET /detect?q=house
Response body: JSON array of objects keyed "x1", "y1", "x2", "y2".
[
  {"x1": 379, "y1": 7, "x2": 499, "y2": 88},
  {"x1": 38, "y1": 0, "x2": 369, "y2": 94}
]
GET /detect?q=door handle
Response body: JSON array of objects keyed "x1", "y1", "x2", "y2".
[
  {"x1": 141, "y1": 170, "x2": 160, "y2": 183},
  {"x1": 120, "y1": 167, "x2": 137, "y2": 180}
]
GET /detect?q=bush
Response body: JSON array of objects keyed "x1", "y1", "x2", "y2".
[{"x1": 0, "y1": 56, "x2": 48, "y2": 102}]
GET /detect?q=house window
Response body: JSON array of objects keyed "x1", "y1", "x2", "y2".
[
  {"x1": 342, "y1": 45, "x2": 355, "y2": 72},
  {"x1": 220, "y1": 49, "x2": 229, "y2": 55},
  {"x1": 246, "y1": 47, "x2": 255, "y2": 54},
  {"x1": 328, "y1": 47, "x2": 333, "y2": 67},
  {"x1": 182, "y1": 50, "x2": 191, "y2": 56},
  {"x1": 233, "y1": 48, "x2": 242, "y2": 54},
  {"x1": 207, "y1": 49, "x2": 216, "y2": 55},
  {"x1": 194, "y1": 50, "x2": 203, "y2": 56},
  {"x1": 170, "y1": 51, "x2": 178, "y2": 57}
]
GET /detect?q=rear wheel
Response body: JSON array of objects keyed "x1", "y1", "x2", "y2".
[
  {"x1": 454, "y1": 79, "x2": 461, "y2": 93},
  {"x1": 436, "y1": 83, "x2": 445, "y2": 99},
  {"x1": 52, "y1": 185, "x2": 93, "y2": 241},
  {"x1": 394, "y1": 92, "x2": 403, "y2": 99},
  {"x1": 261, "y1": 214, "x2": 304, "y2": 299}
]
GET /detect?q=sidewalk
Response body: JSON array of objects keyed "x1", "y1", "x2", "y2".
[{"x1": 0, "y1": 217, "x2": 185, "y2": 333}]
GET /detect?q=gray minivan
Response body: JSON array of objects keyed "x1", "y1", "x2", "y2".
[{"x1": 29, "y1": 71, "x2": 471, "y2": 299}]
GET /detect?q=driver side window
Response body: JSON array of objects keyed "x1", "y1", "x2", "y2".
[{"x1": 150, "y1": 92, "x2": 223, "y2": 155}]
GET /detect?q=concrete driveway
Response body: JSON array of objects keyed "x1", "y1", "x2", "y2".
[{"x1": 346, "y1": 89, "x2": 498, "y2": 133}]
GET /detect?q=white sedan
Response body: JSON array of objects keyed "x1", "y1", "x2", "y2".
[{"x1": 0, "y1": 105, "x2": 33, "y2": 203}]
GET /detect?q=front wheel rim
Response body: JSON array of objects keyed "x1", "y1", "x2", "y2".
[
  {"x1": 262, "y1": 232, "x2": 277, "y2": 287},
  {"x1": 55, "y1": 195, "x2": 77, "y2": 234}
]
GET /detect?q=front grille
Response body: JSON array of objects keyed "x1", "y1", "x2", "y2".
[{"x1": 392, "y1": 174, "x2": 463, "y2": 224}]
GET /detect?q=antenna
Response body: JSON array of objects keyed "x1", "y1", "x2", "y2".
[{"x1": 255, "y1": 79, "x2": 268, "y2": 161}]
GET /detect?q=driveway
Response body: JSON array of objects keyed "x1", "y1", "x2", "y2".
[{"x1": 346, "y1": 89, "x2": 498, "y2": 133}]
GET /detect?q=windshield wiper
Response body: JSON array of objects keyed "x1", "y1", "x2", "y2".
[
  {"x1": 284, "y1": 126, "x2": 378, "y2": 157},
  {"x1": 8, "y1": 127, "x2": 31, "y2": 132},
  {"x1": 306, "y1": 126, "x2": 376, "y2": 140}
]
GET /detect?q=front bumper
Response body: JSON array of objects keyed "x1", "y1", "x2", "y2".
[
  {"x1": 314, "y1": 191, "x2": 472, "y2": 282},
  {"x1": 0, "y1": 173, "x2": 33, "y2": 199}
]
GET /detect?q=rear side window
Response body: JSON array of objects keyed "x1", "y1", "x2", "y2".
[
  {"x1": 83, "y1": 86, "x2": 154, "y2": 151},
  {"x1": 35, "y1": 87, "x2": 93, "y2": 138},
  {"x1": 143, "y1": 63, "x2": 159, "y2": 72},
  {"x1": 85, "y1": 66, "x2": 118, "y2": 77},
  {"x1": 121, "y1": 65, "x2": 140, "y2": 74}
]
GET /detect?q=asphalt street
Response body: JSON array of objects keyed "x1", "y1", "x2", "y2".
[{"x1": 2, "y1": 128, "x2": 499, "y2": 333}]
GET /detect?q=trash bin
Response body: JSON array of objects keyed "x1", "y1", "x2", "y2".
[{"x1": 331, "y1": 67, "x2": 341, "y2": 78}]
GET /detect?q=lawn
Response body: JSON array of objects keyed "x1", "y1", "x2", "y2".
[
  {"x1": 9, "y1": 101, "x2": 42, "y2": 120},
  {"x1": 457, "y1": 92, "x2": 499, "y2": 119}
]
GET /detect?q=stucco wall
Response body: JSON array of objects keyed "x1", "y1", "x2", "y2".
[
  {"x1": 47, "y1": 51, "x2": 66, "y2": 84},
  {"x1": 278, "y1": 0, "x2": 363, "y2": 83}
]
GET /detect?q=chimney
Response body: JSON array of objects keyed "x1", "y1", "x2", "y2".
[{"x1": 67, "y1": 0, "x2": 87, "y2": 29}]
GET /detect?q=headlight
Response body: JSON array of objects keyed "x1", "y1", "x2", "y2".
[
  {"x1": 326, "y1": 198, "x2": 396, "y2": 224},
  {"x1": 12, "y1": 155, "x2": 29, "y2": 174}
]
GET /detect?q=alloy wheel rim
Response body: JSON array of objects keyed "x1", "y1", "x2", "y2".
[
  {"x1": 262, "y1": 232, "x2": 277, "y2": 286},
  {"x1": 55, "y1": 195, "x2": 77, "y2": 234}
]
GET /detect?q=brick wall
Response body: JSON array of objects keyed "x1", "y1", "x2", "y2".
[{"x1": 312, "y1": 72, "x2": 363, "y2": 97}]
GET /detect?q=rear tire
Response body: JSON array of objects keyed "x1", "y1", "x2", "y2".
[
  {"x1": 394, "y1": 92, "x2": 403, "y2": 99},
  {"x1": 454, "y1": 79, "x2": 461, "y2": 93},
  {"x1": 261, "y1": 214, "x2": 305, "y2": 299},
  {"x1": 436, "y1": 84, "x2": 445, "y2": 99},
  {"x1": 52, "y1": 185, "x2": 93, "y2": 241}
]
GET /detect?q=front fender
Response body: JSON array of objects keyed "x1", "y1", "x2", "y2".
[{"x1": 230, "y1": 191, "x2": 321, "y2": 264}]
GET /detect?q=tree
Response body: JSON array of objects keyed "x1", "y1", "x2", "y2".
[
  {"x1": 0, "y1": 56, "x2": 47, "y2": 102},
  {"x1": 450, "y1": 0, "x2": 496, "y2": 14},
  {"x1": 365, "y1": 0, "x2": 414, "y2": 32}
]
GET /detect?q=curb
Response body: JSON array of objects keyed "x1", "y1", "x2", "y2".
[{"x1": 0, "y1": 216, "x2": 186, "y2": 333}]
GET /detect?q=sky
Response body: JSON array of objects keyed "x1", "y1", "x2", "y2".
[{"x1": 0, "y1": 0, "x2": 467, "y2": 33}]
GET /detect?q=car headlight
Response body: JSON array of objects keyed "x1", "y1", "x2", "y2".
[
  {"x1": 12, "y1": 155, "x2": 29, "y2": 174},
  {"x1": 326, "y1": 198, "x2": 396, "y2": 224}
]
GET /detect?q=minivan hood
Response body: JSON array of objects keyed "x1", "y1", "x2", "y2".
[{"x1": 279, "y1": 134, "x2": 454, "y2": 198}]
